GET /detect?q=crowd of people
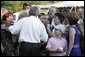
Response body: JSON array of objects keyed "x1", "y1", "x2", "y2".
[{"x1": 1, "y1": 3, "x2": 84, "y2": 56}]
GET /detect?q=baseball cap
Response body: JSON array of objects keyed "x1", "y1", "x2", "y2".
[{"x1": 55, "y1": 24, "x2": 66, "y2": 33}]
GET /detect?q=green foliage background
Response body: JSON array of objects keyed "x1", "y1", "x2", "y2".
[{"x1": 1, "y1": 1, "x2": 61, "y2": 13}]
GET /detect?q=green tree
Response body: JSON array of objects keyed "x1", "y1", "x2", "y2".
[{"x1": 1, "y1": 1, "x2": 61, "y2": 12}]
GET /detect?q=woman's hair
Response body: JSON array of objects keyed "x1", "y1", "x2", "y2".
[
  {"x1": 54, "y1": 13, "x2": 65, "y2": 23},
  {"x1": 2, "y1": 10, "x2": 13, "y2": 22},
  {"x1": 66, "y1": 11, "x2": 79, "y2": 25}
]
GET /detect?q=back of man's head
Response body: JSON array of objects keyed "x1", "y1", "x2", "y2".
[{"x1": 29, "y1": 6, "x2": 39, "y2": 16}]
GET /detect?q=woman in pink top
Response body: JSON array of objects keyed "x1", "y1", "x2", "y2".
[{"x1": 46, "y1": 26, "x2": 67, "y2": 56}]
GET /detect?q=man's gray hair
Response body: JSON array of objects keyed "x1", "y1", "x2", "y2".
[{"x1": 29, "y1": 6, "x2": 39, "y2": 16}]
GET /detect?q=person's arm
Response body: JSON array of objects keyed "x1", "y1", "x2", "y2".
[
  {"x1": 46, "y1": 45, "x2": 64, "y2": 53},
  {"x1": 78, "y1": 19, "x2": 84, "y2": 36},
  {"x1": 8, "y1": 19, "x2": 23, "y2": 34},
  {"x1": 78, "y1": 24, "x2": 84, "y2": 36},
  {"x1": 1, "y1": 44, "x2": 4, "y2": 54},
  {"x1": 46, "y1": 47, "x2": 58, "y2": 52},
  {"x1": 46, "y1": 24, "x2": 53, "y2": 37},
  {"x1": 40, "y1": 24, "x2": 48, "y2": 42},
  {"x1": 66, "y1": 28, "x2": 75, "y2": 56}
]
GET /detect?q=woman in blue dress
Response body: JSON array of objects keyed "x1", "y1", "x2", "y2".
[{"x1": 66, "y1": 12, "x2": 81, "y2": 56}]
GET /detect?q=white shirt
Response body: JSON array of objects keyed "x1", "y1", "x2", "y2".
[{"x1": 9, "y1": 16, "x2": 48, "y2": 43}]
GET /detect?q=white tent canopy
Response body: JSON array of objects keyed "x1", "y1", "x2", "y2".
[
  {"x1": 33, "y1": 1, "x2": 84, "y2": 8},
  {"x1": 55, "y1": 1, "x2": 84, "y2": 8},
  {"x1": 32, "y1": 4, "x2": 51, "y2": 8}
]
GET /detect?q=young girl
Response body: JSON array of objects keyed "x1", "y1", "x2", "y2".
[{"x1": 46, "y1": 25, "x2": 67, "y2": 56}]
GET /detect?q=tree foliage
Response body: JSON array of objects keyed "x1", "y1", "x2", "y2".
[{"x1": 1, "y1": 1, "x2": 61, "y2": 12}]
